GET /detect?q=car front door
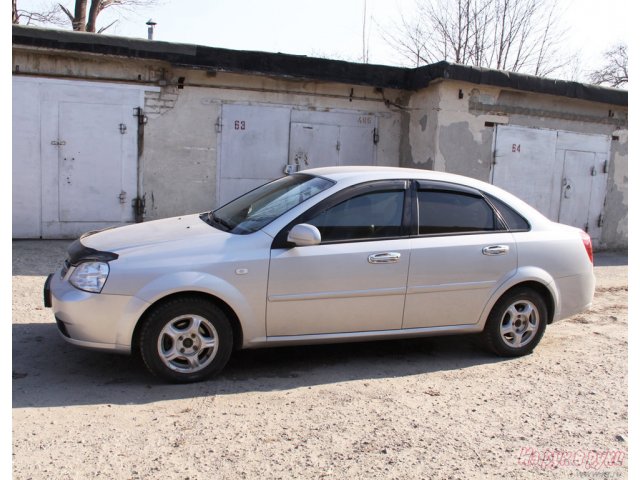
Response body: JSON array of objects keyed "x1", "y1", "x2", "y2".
[
  {"x1": 267, "y1": 181, "x2": 411, "y2": 337},
  {"x1": 403, "y1": 181, "x2": 518, "y2": 329}
]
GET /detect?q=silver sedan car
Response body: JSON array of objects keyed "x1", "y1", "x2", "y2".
[{"x1": 45, "y1": 167, "x2": 595, "y2": 383}]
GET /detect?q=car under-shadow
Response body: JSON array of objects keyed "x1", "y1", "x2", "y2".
[{"x1": 12, "y1": 321, "x2": 505, "y2": 409}]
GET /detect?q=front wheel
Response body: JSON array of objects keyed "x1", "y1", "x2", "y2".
[
  {"x1": 483, "y1": 288, "x2": 548, "y2": 357},
  {"x1": 139, "y1": 297, "x2": 233, "y2": 383}
]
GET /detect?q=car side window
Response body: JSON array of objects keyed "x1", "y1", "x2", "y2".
[
  {"x1": 418, "y1": 190, "x2": 503, "y2": 235},
  {"x1": 306, "y1": 190, "x2": 405, "y2": 242},
  {"x1": 485, "y1": 194, "x2": 531, "y2": 231}
]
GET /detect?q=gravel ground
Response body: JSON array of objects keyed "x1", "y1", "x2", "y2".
[{"x1": 12, "y1": 240, "x2": 628, "y2": 479}]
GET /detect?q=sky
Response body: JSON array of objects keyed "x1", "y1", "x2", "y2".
[{"x1": 15, "y1": 0, "x2": 629, "y2": 81}]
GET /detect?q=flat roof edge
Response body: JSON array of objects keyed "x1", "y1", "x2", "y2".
[
  {"x1": 411, "y1": 61, "x2": 627, "y2": 106},
  {"x1": 13, "y1": 25, "x2": 628, "y2": 106}
]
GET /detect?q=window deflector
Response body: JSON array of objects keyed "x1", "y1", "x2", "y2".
[{"x1": 271, "y1": 180, "x2": 410, "y2": 248}]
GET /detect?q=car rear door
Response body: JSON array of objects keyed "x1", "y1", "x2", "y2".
[
  {"x1": 403, "y1": 181, "x2": 517, "y2": 329},
  {"x1": 267, "y1": 181, "x2": 411, "y2": 336}
]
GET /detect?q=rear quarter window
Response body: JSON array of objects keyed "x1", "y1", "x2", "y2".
[{"x1": 485, "y1": 194, "x2": 531, "y2": 231}]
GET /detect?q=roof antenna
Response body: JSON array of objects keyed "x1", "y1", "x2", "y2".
[{"x1": 146, "y1": 19, "x2": 157, "y2": 40}]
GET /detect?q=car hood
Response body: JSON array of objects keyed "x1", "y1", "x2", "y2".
[{"x1": 79, "y1": 214, "x2": 229, "y2": 256}]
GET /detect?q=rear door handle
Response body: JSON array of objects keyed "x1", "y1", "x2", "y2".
[
  {"x1": 482, "y1": 245, "x2": 509, "y2": 256},
  {"x1": 368, "y1": 252, "x2": 401, "y2": 264}
]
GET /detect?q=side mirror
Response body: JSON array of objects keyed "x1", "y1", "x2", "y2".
[{"x1": 287, "y1": 224, "x2": 321, "y2": 246}]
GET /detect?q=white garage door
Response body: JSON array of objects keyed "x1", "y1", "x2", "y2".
[
  {"x1": 218, "y1": 104, "x2": 379, "y2": 205},
  {"x1": 289, "y1": 110, "x2": 377, "y2": 170},
  {"x1": 12, "y1": 77, "x2": 148, "y2": 238},
  {"x1": 491, "y1": 125, "x2": 610, "y2": 245},
  {"x1": 218, "y1": 104, "x2": 292, "y2": 206}
]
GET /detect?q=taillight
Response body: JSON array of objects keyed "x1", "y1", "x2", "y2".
[{"x1": 581, "y1": 230, "x2": 593, "y2": 264}]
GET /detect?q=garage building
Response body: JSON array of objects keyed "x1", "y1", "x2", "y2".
[{"x1": 12, "y1": 25, "x2": 627, "y2": 249}]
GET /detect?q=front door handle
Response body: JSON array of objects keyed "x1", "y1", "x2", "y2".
[
  {"x1": 482, "y1": 245, "x2": 509, "y2": 256},
  {"x1": 368, "y1": 252, "x2": 401, "y2": 264}
]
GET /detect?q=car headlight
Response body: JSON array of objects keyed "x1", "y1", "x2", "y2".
[{"x1": 69, "y1": 262, "x2": 110, "y2": 293}]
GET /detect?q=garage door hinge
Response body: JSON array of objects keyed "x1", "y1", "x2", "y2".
[
  {"x1": 584, "y1": 223, "x2": 589, "y2": 233},
  {"x1": 119, "y1": 123, "x2": 127, "y2": 134},
  {"x1": 373, "y1": 128, "x2": 379, "y2": 145},
  {"x1": 133, "y1": 107, "x2": 148, "y2": 125},
  {"x1": 590, "y1": 166, "x2": 597, "y2": 176},
  {"x1": 603, "y1": 160, "x2": 609, "y2": 174},
  {"x1": 598, "y1": 213, "x2": 604, "y2": 227},
  {"x1": 336, "y1": 140, "x2": 341, "y2": 152},
  {"x1": 215, "y1": 117, "x2": 222, "y2": 133},
  {"x1": 50, "y1": 140, "x2": 66, "y2": 146}
]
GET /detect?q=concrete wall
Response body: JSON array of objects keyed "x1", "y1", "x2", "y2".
[
  {"x1": 405, "y1": 80, "x2": 510, "y2": 180},
  {"x1": 602, "y1": 129, "x2": 628, "y2": 249},
  {"x1": 404, "y1": 80, "x2": 628, "y2": 249},
  {"x1": 141, "y1": 68, "x2": 404, "y2": 219}
]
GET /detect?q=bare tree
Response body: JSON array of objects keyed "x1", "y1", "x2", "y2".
[
  {"x1": 377, "y1": 9, "x2": 433, "y2": 67},
  {"x1": 589, "y1": 43, "x2": 628, "y2": 88},
  {"x1": 380, "y1": 0, "x2": 571, "y2": 76},
  {"x1": 13, "y1": 0, "x2": 67, "y2": 27},
  {"x1": 13, "y1": 0, "x2": 157, "y2": 33},
  {"x1": 361, "y1": 0, "x2": 370, "y2": 63},
  {"x1": 59, "y1": 0, "x2": 156, "y2": 33}
]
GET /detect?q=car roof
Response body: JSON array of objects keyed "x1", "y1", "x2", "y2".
[
  {"x1": 300, "y1": 166, "x2": 506, "y2": 195},
  {"x1": 301, "y1": 166, "x2": 465, "y2": 183},
  {"x1": 298, "y1": 166, "x2": 550, "y2": 226}
]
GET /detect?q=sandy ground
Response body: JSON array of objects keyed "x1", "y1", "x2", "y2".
[{"x1": 12, "y1": 240, "x2": 628, "y2": 479}]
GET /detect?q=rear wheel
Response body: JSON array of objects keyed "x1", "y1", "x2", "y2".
[
  {"x1": 139, "y1": 297, "x2": 233, "y2": 383},
  {"x1": 483, "y1": 288, "x2": 547, "y2": 357}
]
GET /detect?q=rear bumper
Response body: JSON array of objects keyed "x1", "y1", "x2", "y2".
[{"x1": 554, "y1": 271, "x2": 596, "y2": 321}]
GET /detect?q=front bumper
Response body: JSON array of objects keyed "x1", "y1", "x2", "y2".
[{"x1": 44, "y1": 269, "x2": 150, "y2": 354}]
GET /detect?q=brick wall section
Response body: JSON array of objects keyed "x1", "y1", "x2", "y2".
[{"x1": 144, "y1": 88, "x2": 179, "y2": 117}]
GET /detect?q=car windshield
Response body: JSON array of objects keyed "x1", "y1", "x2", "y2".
[{"x1": 204, "y1": 174, "x2": 335, "y2": 234}]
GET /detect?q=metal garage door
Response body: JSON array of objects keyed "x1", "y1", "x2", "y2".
[
  {"x1": 12, "y1": 77, "x2": 148, "y2": 238},
  {"x1": 491, "y1": 125, "x2": 610, "y2": 245},
  {"x1": 57, "y1": 102, "x2": 137, "y2": 223},
  {"x1": 288, "y1": 110, "x2": 377, "y2": 170},
  {"x1": 218, "y1": 104, "x2": 292, "y2": 206},
  {"x1": 218, "y1": 105, "x2": 379, "y2": 205}
]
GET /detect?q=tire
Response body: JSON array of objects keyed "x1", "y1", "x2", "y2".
[
  {"x1": 139, "y1": 297, "x2": 233, "y2": 383},
  {"x1": 483, "y1": 288, "x2": 548, "y2": 357}
]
